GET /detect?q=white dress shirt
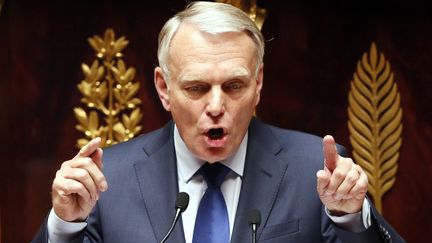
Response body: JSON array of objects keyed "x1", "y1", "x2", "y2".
[
  {"x1": 174, "y1": 125, "x2": 247, "y2": 243},
  {"x1": 47, "y1": 124, "x2": 371, "y2": 243}
]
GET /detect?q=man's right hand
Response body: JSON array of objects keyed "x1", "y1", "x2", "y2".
[{"x1": 52, "y1": 137, "x2": 108, "y2": 222}]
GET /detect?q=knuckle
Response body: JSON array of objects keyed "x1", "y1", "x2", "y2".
[
  {"x1": 76, "y1": 183, "x2": 86, "y2": 192},
  {"x1": 74, "y1": 169, "x2": 88, "y2": 179},
  {"x1": 333, "y1": 170, "x2": 344, "y2": 180},
  {"x1": 70, "y1": 157, "x2": 92, "y2": 168},
  {"x1": 82, "y1": 157, "x2": 92, "y2": 165},
  {"x1": 353, "y1": 182, "x2": 367, "y2": 194},
  {"x1": 354, "y1": 164, "x2": 362, "y2": 172},
  {"x1": 60, "y1": 160, "x2": 72, "y2": 169},
  {"x1": 55, "y1": 169, "x2": 63, "y2": 177},
  {"x1": 360, "y1": 174, "x2": 369, "y2": 185},
  {"x1": 363, "y1": 176, "x2": 369, "y2": 184},
  {"x1": 360, "y1": 181, "x2": 368, "y2": 189},
  {"x1": 346, "y1": 174, "x2": 356, "y2": 183},
  {"x1": 338, "y1": 184, "x2": 349, "y2": 193},
  {"x1": 97, "y1": 176, "x2": 106, "y2": 185},
  {"x1": 65, "y1": 180, "x2": 83, "y2": 193},
  {"x1": 52, "y1": 178, "x2": 61, "y2": 191},
  {"x1": 61, "y1": 181, "x2": 72, "y2": 192},
  {"x1": 81, "y1": 157, "x2": 94, "y2": 168}
]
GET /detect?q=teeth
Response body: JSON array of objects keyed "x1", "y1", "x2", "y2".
[{"x1": 208, "y1": 128, "x2": 223, "y2": 139}]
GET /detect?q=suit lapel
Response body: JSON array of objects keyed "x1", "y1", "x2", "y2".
[
  {"x1": 231, "y1": 119, "x2": 288, "y2": 243},
  {"x1": 133, "y1": 122, "x2": 186, "y2": 243},
  {"x1": 130, "y1": 119, "x2": 288, "y2": 243}
]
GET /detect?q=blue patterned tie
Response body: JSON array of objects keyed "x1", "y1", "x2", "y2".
[{"x1": 192, "y1": 162, "x2": 230, "y2": 243}]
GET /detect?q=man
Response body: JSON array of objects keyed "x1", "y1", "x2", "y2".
[{"x1": 33, "y1": 1, "x2": 404, "y2": 243}]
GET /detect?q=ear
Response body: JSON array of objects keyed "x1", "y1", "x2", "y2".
[
  {"x1": 154, "y1": 67, "x2": 171, "y2": 111},
  {"x1": 254, "y1": 63, "x2": 264, "y2": 106}
]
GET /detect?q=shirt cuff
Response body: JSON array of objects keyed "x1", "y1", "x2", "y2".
[
  {"x1": 47, "y1": 208, "x2": 87, "y2": 243},
  {"x1": 326, "y1": 199, "x2": 372, "y2": 232}
]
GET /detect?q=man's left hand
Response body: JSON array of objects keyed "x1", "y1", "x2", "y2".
[{"x1": 316, "y1": 135, "x2": 368, "y2": 215}]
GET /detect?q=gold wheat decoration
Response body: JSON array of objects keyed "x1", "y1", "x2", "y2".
[
  {"x1": 74, "y1": 29, "x2": 143, "y2": 148},
  {"x1": 348, "y1": 42, "x2": 402, "y2": 213},
  {"x1": 216, "y1": 0, "x2": 267, "y2": 30}
]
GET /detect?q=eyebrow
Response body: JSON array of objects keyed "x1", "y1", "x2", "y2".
[
  {"x1": 179, "y1": 74, "x2": 202, "y2": 83},
  {"x1": 231, "y1": 68, "x2": 250, "y2": 78},
  {"x1": 178, "y1": 67, "x2": 251, "y2": 83}
]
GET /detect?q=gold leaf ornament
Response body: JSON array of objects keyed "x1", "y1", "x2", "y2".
[
  {"x1": 348, "y1": 42, "x2": 403, "y2": 213},
  {"x1": 88, "y1": 29, "x2": 129, "y2": 61},
  {"x1": 216, "y1": 0, "x2": 267, "y2": 30},
  {"x1": 74, "y1": 29, "x2": 143, "y2": 148}
]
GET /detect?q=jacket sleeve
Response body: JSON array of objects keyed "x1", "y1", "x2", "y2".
[
  {"x1": 331, "y1": 199, "x2": 406, "y2": 243},
  {"x1": 31, "y1": 212, "x2": 88, "y2": 243}
]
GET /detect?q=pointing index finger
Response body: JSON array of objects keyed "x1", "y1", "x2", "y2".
[
  {"x1": 91, "y1": 148, "x2": 104, "y2": 171},
  {"x1": 75, "y1": 137, "x2": 102, "y2": 159},
  {"x1": 323, "y1": 135, "x2": 338, "y2": 172}
]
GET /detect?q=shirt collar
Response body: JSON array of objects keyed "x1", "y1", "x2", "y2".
[{"x1": 174, "y1": 124, "x2": 248, "y2": 183}]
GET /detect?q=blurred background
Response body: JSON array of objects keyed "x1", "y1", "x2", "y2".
[{"x1": 1, "y1": 0, "x2": 431, "y2": 242}]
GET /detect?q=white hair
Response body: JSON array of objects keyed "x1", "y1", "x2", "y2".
[{"x1": 157, "y1": 1, "x2": 265, "y2": 82}]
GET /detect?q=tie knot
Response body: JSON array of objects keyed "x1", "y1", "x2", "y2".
[{"x1": 200, "y1": 162, "x2": 230, "y2": 188}]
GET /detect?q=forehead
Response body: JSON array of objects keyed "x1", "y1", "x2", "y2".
[
  {"x1": 167, "y1": 23, "x2": 257, "y2": 80},
  {"x1": 179, "y1": 67, "x2": 250, "y2": 83}
]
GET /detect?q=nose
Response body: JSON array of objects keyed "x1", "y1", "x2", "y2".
[{"x1": 206, "y1": 87, "x2": 225, "y2": 117}]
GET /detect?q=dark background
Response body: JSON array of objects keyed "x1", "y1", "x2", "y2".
[{"x1": 1, "y1": 0, "x2": 431, "y2": 242}]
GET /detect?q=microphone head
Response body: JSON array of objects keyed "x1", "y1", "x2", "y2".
[
  {"x1": 175, "y1": 192, "x2": 190, "y2": 212},
  {"x1": 248, "y1": 208, "x2": 261, "y2": 228}
]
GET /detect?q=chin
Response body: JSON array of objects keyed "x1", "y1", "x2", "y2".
[{"x1": 199, "y1": 148, "x2": 232, "y2": 163}]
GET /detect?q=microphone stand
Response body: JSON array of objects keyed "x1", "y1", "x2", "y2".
[
  {"x1": 160, "y1": 208, "x2": 182, "y2": 243},
  {"x1": 251, "y1": 222, "x2": 258, "y2": 243},
  {"x1": 160, "y1": 192, "x2": 189, "y2": 243}
]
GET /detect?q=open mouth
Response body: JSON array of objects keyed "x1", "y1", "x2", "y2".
[{"x1": 207, "y1": 128, "x2": 224, "y2": 140}]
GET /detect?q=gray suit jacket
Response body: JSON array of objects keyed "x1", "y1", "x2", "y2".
[{"x1": 32, "y1": 118, "x2": 405, "y2": 242}]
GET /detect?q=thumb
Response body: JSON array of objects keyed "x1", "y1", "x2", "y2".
[
  {"x1": 75, "y1": 137, "x2": 102, "y2": 159},
  {"x1": 323, "y1": 135, "x2": 338, "y2": 172}
]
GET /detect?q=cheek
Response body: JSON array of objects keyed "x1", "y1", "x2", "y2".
[
  {"x1": 230, "y1": 98, "x2": 255, "y2": 124},
  {"x1": 238, "y1": 91, "x2": 259, "y2": 111},
  {"x1": 171, "y1": 97, "x2": 202, "y2": 123}
]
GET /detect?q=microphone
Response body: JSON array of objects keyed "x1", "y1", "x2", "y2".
[
  {"x1": 248, "y1": 208, "x2": 261, "y2": 243},
  {"x1": 160, "y1": 192, "x2": 190, "y2": 243}
]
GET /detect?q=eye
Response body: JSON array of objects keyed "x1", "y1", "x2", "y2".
[
  {"x1": 186, "y1": 85, "x2": 208, "y2": 92},
  {"x1": 184, "y1": 84, "x2": 210, "y2": 98},
  {"x1": 223, "y1": 81, "x2": 244, "y2": 91}
]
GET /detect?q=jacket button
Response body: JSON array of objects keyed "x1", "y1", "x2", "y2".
[{"x1": 385, "y1": 231, "x2": 391, "y2": 240}]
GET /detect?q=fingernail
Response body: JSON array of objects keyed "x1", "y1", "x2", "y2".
[{"x1": 100, "y1": 182, "x2": 108, "y2": 191}]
